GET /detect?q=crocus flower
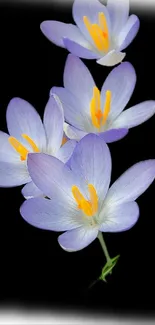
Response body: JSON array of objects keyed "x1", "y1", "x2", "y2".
[
  {"x1": 40, "y1": 0, "x2": 140, "y2": 66},
  {"x1": 20, "y1": 134, "x2": 155, "y2": 252},
  {"x1": 51, "y1": 54, "x2": 155, "y2": 143},
  {"x1": 0, "y1": 94, "x2": 76, "y2": 199}
]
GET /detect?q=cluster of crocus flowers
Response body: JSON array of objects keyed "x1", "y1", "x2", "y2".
[
  {"x1": 1, "y1": 0, "x2": 155, "y2": 283},
  {"x1": 40, "y1": 0, "x2": 140, "y2": 66}
]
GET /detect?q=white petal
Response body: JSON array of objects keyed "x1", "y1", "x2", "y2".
[
  {"x1": 117, "y1": 15, "x2": 140, "y2": 51},
  {"x1": 0, "y1": 131, "x2": 19, "y2": 163},
  {"x1": 105, "y1": 160, "x2": 155, "y2": 206},
  {"x1": 107, "y1": 0, "x2": 129, "y2": 35},
  {"x1": 58, "y1": 225, "x2": 98, "y2": 252},
  {"x1": 111, "y1": 101, "x2": 155, "y2": 129},
  {"x1": 43, "y1": 94, "x2": 64, "y2": 155},
  {"x1": 22, "y1": 181, "x2": 44, "y2": 199},
  {"x1": 97, "y1": 50, "x2": 126, "y2": 67},
  {"x1": 99, "y1": 201, "x2": 139, "y2": 232},
  {"x1": 0, "y1": 161, "x2": 30, "y2": 187},
  {"x1": 56, "y1": 140, "x2": 77, "y2": 163},
  {"x1": 100, "y1": 61, "x2": 136, "y2": 121},
  {"x1": 6, "y1": 98, "x2": 46, "y2": 151},
  {"x1": 63, "y1": 54, "x2": 95, "y2": 110},
  {"x1": 64, "y1": 123, "x2": 87, "y2": 141}
]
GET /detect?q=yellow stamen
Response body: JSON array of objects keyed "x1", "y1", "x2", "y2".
[
  {"x1": 102, "y1": 90, "x2": 111, "y2": 125},
  {"x1": 8, "y1": 137, "x2": 29, "y2": 161},
  {"x1": 99, "y1": 12, "x2": 109, "y2": 51},
  {"x1": 88, "y1": 184, "x2": 98, "y2": 215},
  {"x1": 61, "y1": 135, "x2": 68, "y2": 146},
  {"x1": 80, "y1": 199, "x2": 93, "y2": 217},
  {"x1": 71, "y1": 184, "x2": 98, "y2": 217},
  {"x1": 22, "y1": 134, "x2": 40, "y2": 152},
  {"x1": 90, "y1": 87, "x2": 111, "y2": 129},
  {"x1": 83, "y1": 12, "x2": 109, "y2": 52},
  {"x1": 8, "y1": 134, "x2": 40, "y2": 161},
  {"x1": 90, "y1": 97, "x2": 100, "y2": 129},
  {"x1": 90, "y1": 86, "x2": 103, "y2": 129}
]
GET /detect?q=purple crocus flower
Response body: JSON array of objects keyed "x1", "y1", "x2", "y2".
[
  {"x1": 40, "y1": 0, "x2": 140, "y2": 66},
  {"x1": 0, "y1": 94, "x2": 76, "y2": 199},
  {"x1": 51, "y1": 54, "x2": 155, "y2": 143},
  {"x1": 20, "y1": 134, "x2": 155, "y2": 252}
]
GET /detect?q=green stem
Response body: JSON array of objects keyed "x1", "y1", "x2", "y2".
[{"x1": 98, "y1": 231, "x2": 111, "y2": 265}]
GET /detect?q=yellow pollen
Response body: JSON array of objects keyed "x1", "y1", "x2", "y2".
[
  {"x1": 90, "y1": 86, "x2": 111, "y2": 128},
  {"x1": 83, "y1": 12, "x2": 109, "y2": 52},
  {"x1": 71, "y1": 184, "x2": 98, "y2": 217},
  {"x1": 8, "y1": 134, "x2": 40, "y2": 161}
]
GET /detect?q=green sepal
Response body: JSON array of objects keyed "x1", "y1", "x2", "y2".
[
  {"x1": 89, "y1": 254, "x2": 120, "y2": 289},
  {"x1": 99, "y1": 254, "x2": 120, "y2": 282}
]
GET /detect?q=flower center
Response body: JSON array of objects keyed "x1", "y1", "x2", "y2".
[
  {"x1": 72, "y1": 184, "x2": 98, "y2": 217},
  {"x1": 8, "y1": 134, "x2": 40, "y2": 161},
  {"x1": 90, "y1": 86, "x2": 111, "y2": 129},
  {"x1": 83, "y1": 12, "x2": 109, "y2": 53}
]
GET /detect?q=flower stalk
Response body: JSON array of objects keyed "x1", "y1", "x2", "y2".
[{"x1": 98, "y1": 231, "x2": 111, "y2": 265}]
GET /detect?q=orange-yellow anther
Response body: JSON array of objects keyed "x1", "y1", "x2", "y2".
[
  {"x1": 61, "y1": 135, "x2": 68, "y2": 146},
  {"x1": 88, "y1": 184, "x2": 98, "y2": 215},
  {"x1": 102, "y1": 90, "x2": 111, "y2": 125},
  {"x1": 22, "y1": 134, "x2": 40, "y2": 152},
  {"x1": 99, "y1": 12, "x2": 109, "y2": 51},
  {"x1": 72, "y1": 184, "x2": 98, "y2": 217},
  {"x1": 90, "y1": 87, "x2": 111, "y2": 128},
  {"x1": 90, "y1": 87, "x2": 103, "y2": 129},
  {"x1": 8, "y1": 137, "x2": 29, "y2": 161},
  {"x1": 83, "y1": 12, "x2": 109, "y2": 52},
  {"x1": 8, "y1": 134, "x2": 40, "y2": 161}
]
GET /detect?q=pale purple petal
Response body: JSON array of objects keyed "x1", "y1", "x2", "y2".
[
  {"x1": 58, "y1": 226, "x2": 98, "y2": 252},
  {"x1": 56, "y1": 140, "x2": 77, "y2": 163},
  {"x1": 63, "y1": 37, "x2": 99, "y2": 59},
  {"x1": 107, "y1": 0, "x2": 129, "y2": 35},
  {"x1": 40, "y1": 21, "x2": 89, "y2": 49},
  {"x1": 118, "y1": 15, "x2": 140, "y2": 51},
  {"x1": 0, "y1": 131, "x2": 20, "y2": 163},
  {"x1": 105, "y1": 160, "x2": 155, "y2": 206},
  {"x1": 27, "y1": 153, "x2": 85, "y2": 204},
  {"x1": 100, "y1": 62, "x2": 136, "y2": 121},
  {"x1": 73, "y1": 0, "x2": 110, "y2": 47},
  {"x1": 97, "y1": 50, "x2": 126, "y2": 67},
  {"x1": 22, "y1": 181, "x2": 44, "y2": 199},
  {"x1": 51, "y1": 87, "x2": 91, "y2": 131},
  {"x1": 111, "y1": 101, "x2": 155, "y2": 129},
  {"x1": 20, "y1": 197, "x2": 83, "y2": 231},
  {"x1": 64, "y1": 123, "x2": 87, "y2": 141},
  {"x1": 0, "y1": 161, "x2": 30, "y2": 187},
  {"x1": 99, "y1": 128, "x2": 128, "y2": 143},
  {"x1": 70, "y1": 134, "x2": 111, "y2": 207},
  {"x1": 43, "y1": 94, "x2": 64, "y2": 155},
  {"x1": 6, "y1": 98, "x2": 46, "y2": 151},
  {"x1": 99, "y1": 201, "x2": 139, "y2": 232},
  {"x1": 63, "y1": 54, "x2": 95, "y2": 108}
]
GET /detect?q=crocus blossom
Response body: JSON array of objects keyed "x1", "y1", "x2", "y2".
[
  {"x1": 51, "y1": 54, "x2": 155, "y2": 143},
  {"x1": 40, "y1": 0, "x2": 140, "y2": 66},
  {"x1": 0, "y1": 94, "x2": 76, "y2": 199},
  {"x1": 20, "y1": 134, "x2": 155, "y2": 252}
]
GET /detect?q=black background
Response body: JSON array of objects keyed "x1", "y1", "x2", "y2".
[{"x1": 0, "y1": 1, "x2": 155, "y2": 319}]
